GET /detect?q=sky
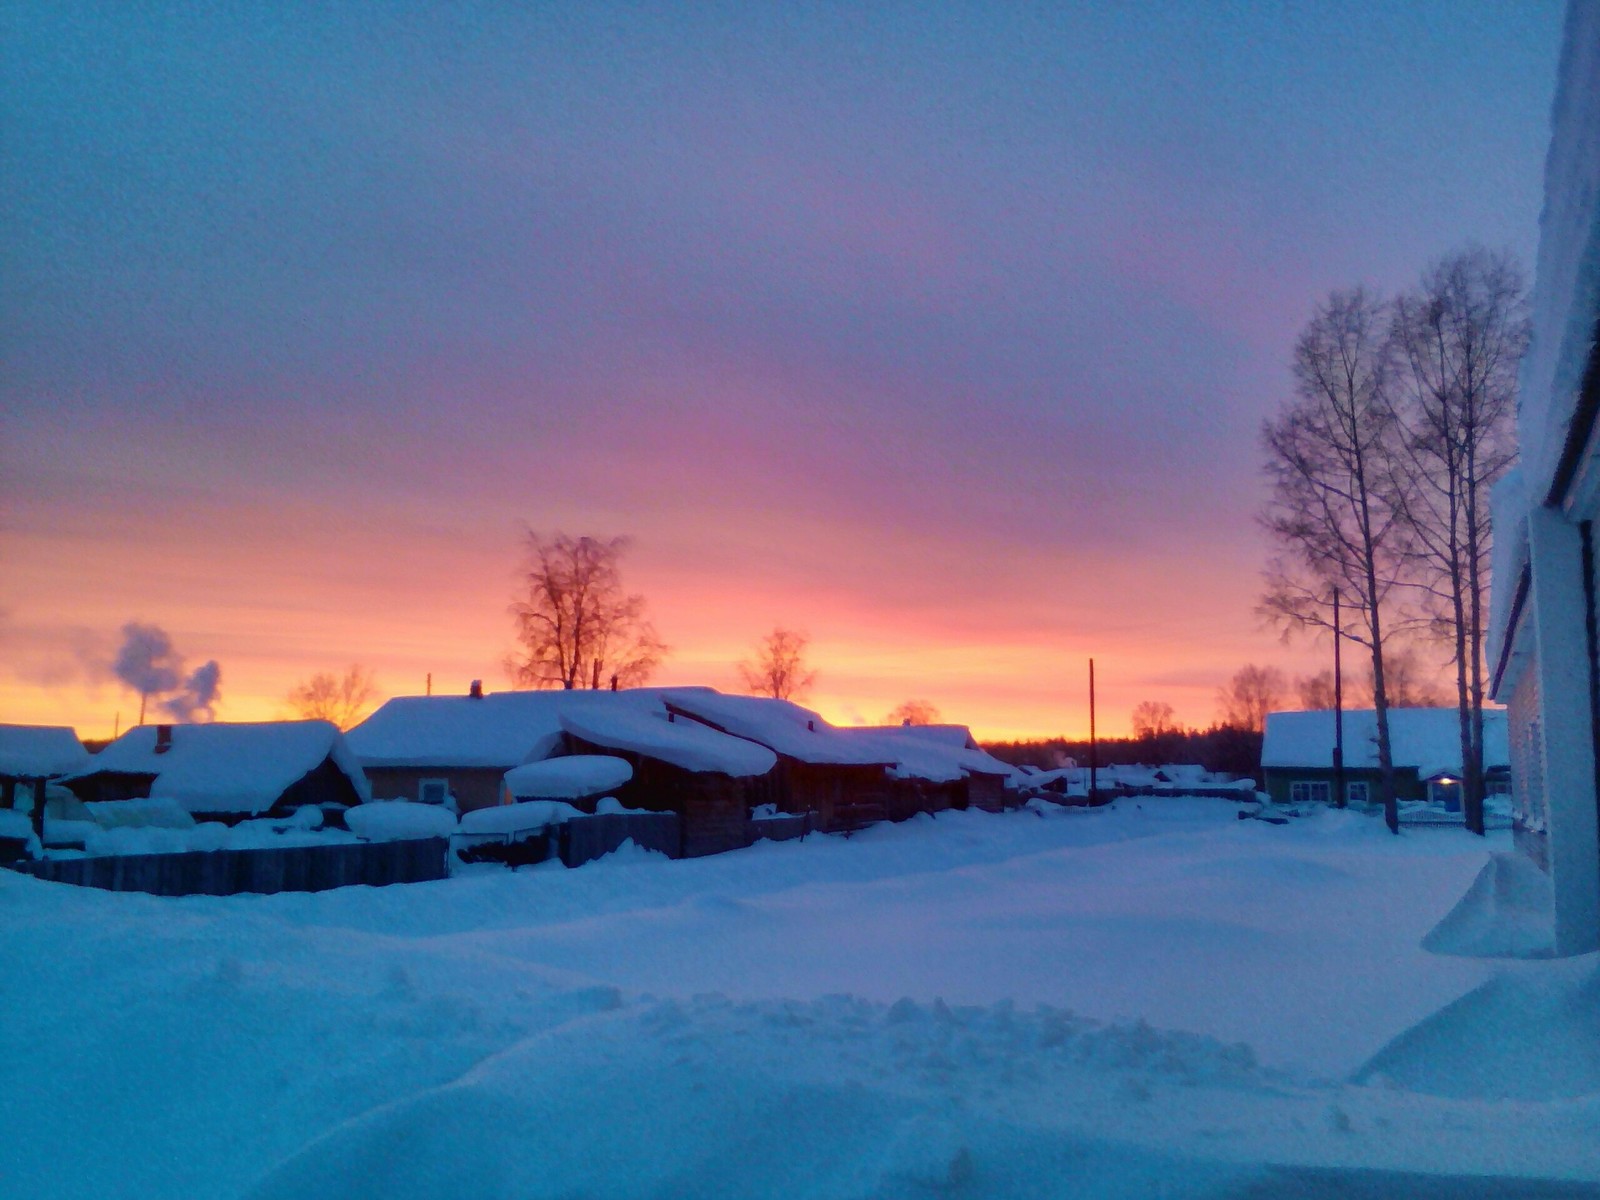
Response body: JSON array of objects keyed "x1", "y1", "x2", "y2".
[{"x1": 0, "y1": 1, "x2": 1567, "y2": 740}]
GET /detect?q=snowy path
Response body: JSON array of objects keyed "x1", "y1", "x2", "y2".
[{"x1": 2, "y1": 798, "x2": 1598, "y2": 1198}]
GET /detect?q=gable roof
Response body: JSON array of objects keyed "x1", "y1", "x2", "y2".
[
  {"x1": 68, "y1": 721, "x2": 370, "y2": 815},
  {"x1": 659, "y1": 690, "x2": 894, "y2": 767},
  {"x1": 346, "y1": 692, "x2": 576, "y2": 768},
  {"x1": 0, "y1": 724, "x2": 91, "y2": 779},
  {"x1": 1261, "y1": 708, "x2": 1510, "y2": 778}
]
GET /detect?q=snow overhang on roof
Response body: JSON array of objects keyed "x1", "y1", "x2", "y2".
[
  {"x1": 560, "y1": 706, "x2": 777, "y2": 778},
  {"x1": 659, "y1": 691, "x2": 893, "y2": 767},
  {"x1": 502, "y1": 755, "x2": 633, "y2": 800},
  {"x1": 838, "y1": 726, "x2": 1015, "y2": 784}
]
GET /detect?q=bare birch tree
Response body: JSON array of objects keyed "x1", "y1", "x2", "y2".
[
  {"x1": 1259, "y1": 288, "x2": 1405, "y2": 830},
  {"x1": 286, "y1": 665, "x2": 380, "y2": 730},
  {"x1": 1389, "y1": 247, "x2": 1527, "y2": 833},
  {"x1": 739, "y1": 628, "x2": 818, "y2": 701},
  {"x1": 1214, "y1": 665, "x2": 1286, "y2": 734},
  {"x1": 507, "y1": 532, "x2": 667, "y2": 690}
]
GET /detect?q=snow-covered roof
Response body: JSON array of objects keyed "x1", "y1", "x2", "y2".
[
  {"x1": 0, "y1": 724, "x2": 91, "y2": 779},
  {"x1": 346, "y1": 692, "x2": 575, "y2": 768},
  {"x1": 659, "y1": 691, "x2": 894, "y2": 767},
  {"x1": 1261, "y1": 709, "x2": 1510, "y2": 778},
  {"x1": 503, "y1": 755, "x2": 633, "y2": 800},
  {"x1": 68, "y1": 721, "x2": 371, "y2": 815},
  {"x1": 561, "y1": 706, "x2": 776, "y2": 778},
  {"x1": 840, "y1": 725, "x2": 1015, "y2": 784}
]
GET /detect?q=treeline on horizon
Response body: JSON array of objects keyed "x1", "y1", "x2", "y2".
[{"x1": 981, "y1": 726, "x2": 1264, "y2": 782}]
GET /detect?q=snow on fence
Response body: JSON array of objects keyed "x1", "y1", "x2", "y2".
[
  {"x1": 6, "y1": 837, "x2": 450, "y2": 897},
  {"x1": 559, "y1": 812, "x2": 679, "y2": 866}
]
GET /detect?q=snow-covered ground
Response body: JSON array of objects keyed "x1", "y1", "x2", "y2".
[{"x1": 3, "y1": 797, "x2": 1599, "y2": 1198}]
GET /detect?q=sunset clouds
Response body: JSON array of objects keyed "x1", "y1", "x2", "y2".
[{"x1": 1, "y1": 2, "x2": 1563, "y2": 738}]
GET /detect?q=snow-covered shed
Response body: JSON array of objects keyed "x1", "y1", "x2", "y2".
[
  {"x1": 0, "y1": 724, "x2": 91, "y2": 841},
  {"x1": 60, "y1": 721, "x2": 370, "y2": 822},
  {"x1": 660, "y1": 690, "x2": 896, "y2": 832},
  {"x1": 559, "y1": 704, "x2": 777, "y2": 856},
  {"x1": 1261, "y1": 709, "x2": 1509, "y2": 809},
  {"x1": 1485, "y1": 0, "x2": 1600, "y2": 953}
]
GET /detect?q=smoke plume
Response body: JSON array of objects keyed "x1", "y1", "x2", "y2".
[
  {"x1": 162, "y1": 660, "x2": 222, "y2": 722},
  {"x1": 110, "y1": 622, "x2": 222, "y2": 723},
  {"x1": 113, "y1": 623, "x2": 182, "y2": 699}
]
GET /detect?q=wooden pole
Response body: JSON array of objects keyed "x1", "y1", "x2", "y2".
[
  {"x1": 1333, "y1": 587, "x2": 1345, "y2": 809},
  {"x1": 1089, "y1": 658, "x2": 1098, "y2": 805}
]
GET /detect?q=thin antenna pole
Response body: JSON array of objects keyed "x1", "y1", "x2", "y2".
[{"x1": 1089, "y1": 657, "x2": 1098, "y2": 804}]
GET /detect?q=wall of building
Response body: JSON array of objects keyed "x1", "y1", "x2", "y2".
[{"x1": 364, "y1": 766, "x2": 506, "y2": 813}]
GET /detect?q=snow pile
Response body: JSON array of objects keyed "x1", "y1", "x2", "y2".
[
  {"x1": 1423, "y1": 851, "x2": 1556, "y2": 958},
  {"x1": 0, "y1": 808, "x2": 41, "y2": 858},
  {"x1": 502, "y1": 755, "x2": 632, "y2": 800},
  {"x1": 1357, "y1": 958, "x2": 1600, "y2": 1101},
  {"x1": 84, "y1": 797, "x2": 195, "y2": 829},
  {"x1": 561, "y1": 705, "x2": 776, "y2": 777},
  {"x1": 0, "y1": 723, "x2": 90, "y2": 778},
  {"x1": 346, "y1": 800, "x2": 458, "y2": 840},
  {"x1": 82, "y1": 817, "x2": 358, "y2": 857},
  {"x1": 458, "y1": 800, "x2": 583, "y2": 836},
  {"x1": 5, "y1": 798, "x2": 1600, "y2": 1197}
]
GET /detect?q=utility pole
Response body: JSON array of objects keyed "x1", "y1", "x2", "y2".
[
  {"x1": 1333, "y1": 587, "x2": 1345, "y2": 809},
  {"x1": 1089, "y1": 657, "x2": 1098, "y2": 805}
]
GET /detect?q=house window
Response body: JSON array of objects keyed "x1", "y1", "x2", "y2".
[
  {"x1": 1346, "y1": 781, "x2": 1369, "y2": 806},
  {"x1": 418, "y1": 778, "x2": 450, "y2": 806},
  {"x1": 1290, "y1": 781, "x2": 1331, "y2": 805}
]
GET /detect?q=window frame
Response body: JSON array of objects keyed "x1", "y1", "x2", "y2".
[{"x1": 1289, "y1": 780, "x2": 1331, "y2": 805}]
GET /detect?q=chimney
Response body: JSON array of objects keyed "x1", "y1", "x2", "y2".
[
  {"x1": 469, "y1": 680, "x2": 483, "y2": 699},
  {"x1": 154, "y1": 724, "x2": 174, "y2": 755}
]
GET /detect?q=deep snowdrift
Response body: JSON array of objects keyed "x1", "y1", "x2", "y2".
[{"x1": 3, "y1": 798, "x2": 1599, "y2": 1198}]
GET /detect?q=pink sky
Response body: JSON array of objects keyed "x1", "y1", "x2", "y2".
[{"x1": 0, "y1": 3, "x2": 1560, "y2": 741}]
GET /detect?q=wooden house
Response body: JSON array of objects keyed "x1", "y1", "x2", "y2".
[
  {"x1": 559, "y1": 704, "x2": 776, "y2": 857},
  {"x1": 1261, "y1": 709, "x2": 1509, "y2": 809},
  {"x1": 842, "y1": 724, "x2": 1018, "y2": 816},
  {"x1": 347, "y1": 689, "x2": 574, "y2": 812},
  {"x1": 660, "y1": 690, "x2": 896, "y2": 833},
  {"x1": 59, "y1": 721, "x2": 370, "y2": 823}
]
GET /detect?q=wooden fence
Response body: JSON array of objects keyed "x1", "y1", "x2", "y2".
[{"x1": 6, "y1": 837, "x2": 450, "y2": 897}]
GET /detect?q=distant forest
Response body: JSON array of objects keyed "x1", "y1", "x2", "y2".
[{"x1": 981, "y1": 727, "x2": 1264, "y2": 783}]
